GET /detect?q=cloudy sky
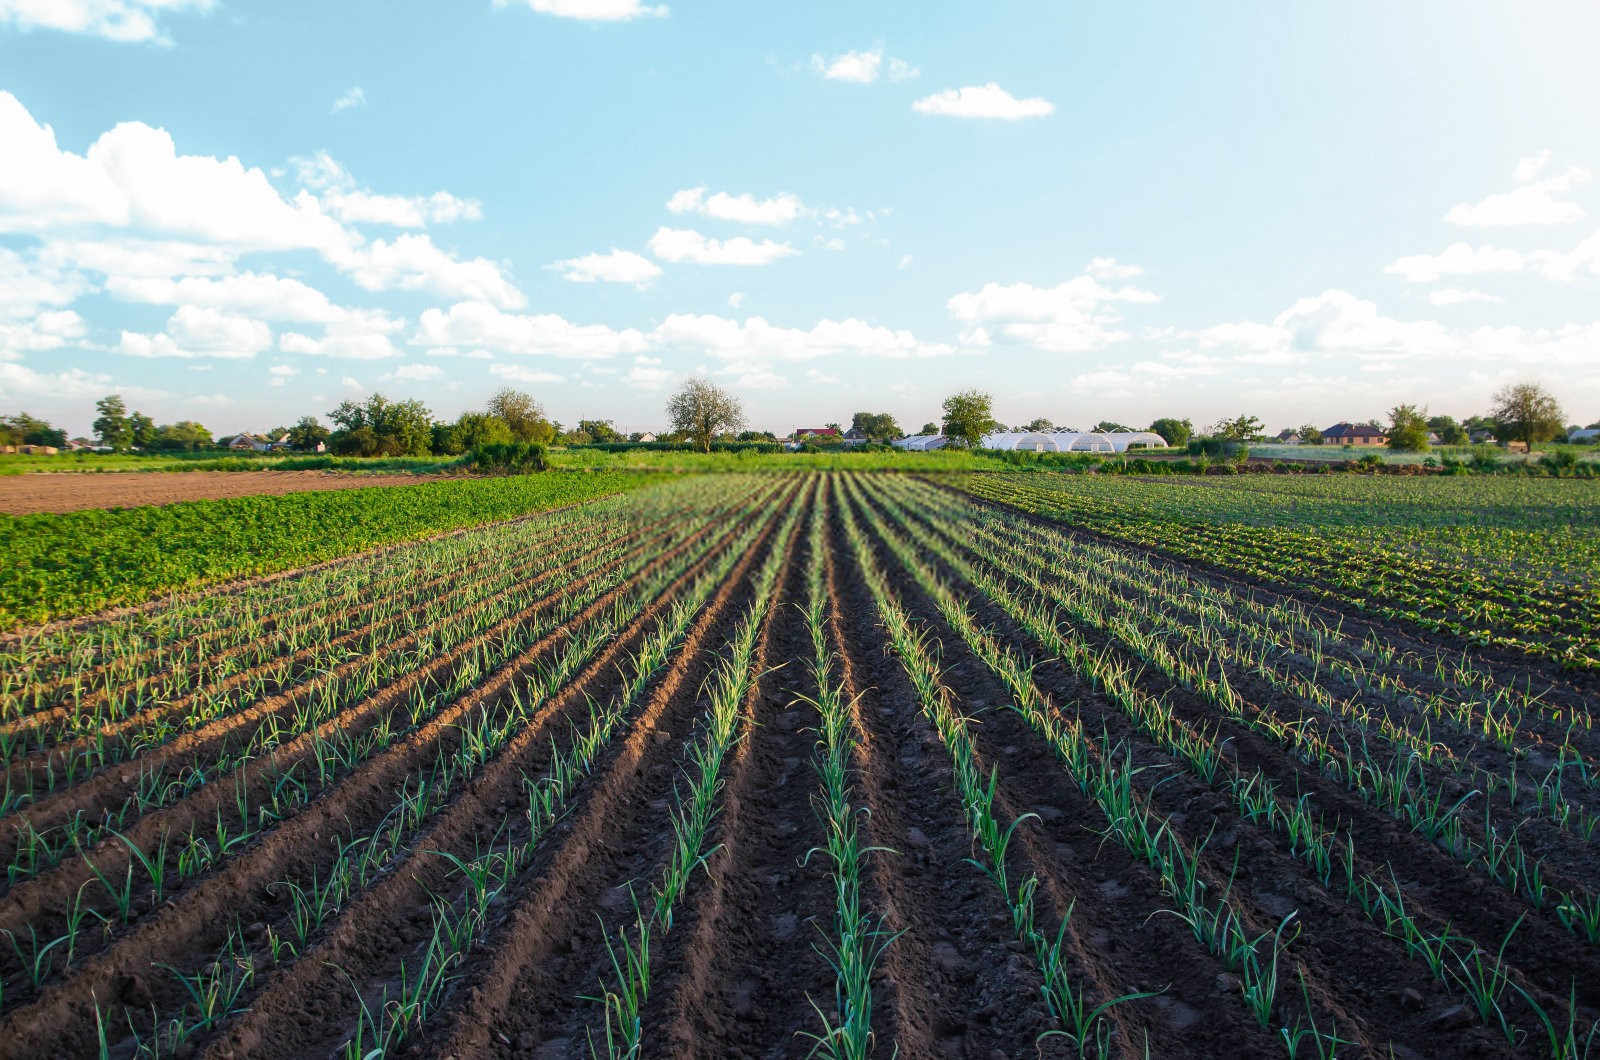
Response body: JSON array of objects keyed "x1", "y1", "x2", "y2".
[{"x1": 3, "y1": 0, "x2": 1599, "y2": 436}]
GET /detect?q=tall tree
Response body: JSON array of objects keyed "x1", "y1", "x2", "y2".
[
  {"x1": 667, "y1": 378, "x2": 745, "y2": 452},
  {"x1": 128, "y1": 411, "x2": 158, "y2": 450},
  {"x1": 1387, "y1": 404, "x2": 1431, "y2": 452},
  {"x1": 1022, "y1": 417, "x2": 1054, "y2": 432},
  {"x1": 1, "y1": 413, "x2": 67, "y2": 447},
  {"x1": 850, "y1": 411, "x2": 902, "y2": 441},
  {"x1": 577, "y1": 419, "x2": 623, "y2": 443},
  {"x1": 288, "y1": 416, "x2": 331, "y2": 452},
  {"x1": 1296, "y1": 423, "x2": 1324, "y2": 445},
  {"x1": 1148, "y1": 417, "x2": 1192, "y2": 447},
  {"x1": 919, "y1": 422, "x2": 939, "y2": 435},
  {"x1": 941, "y1": 389, "x2": 1000, "y2": 448},
  {"x1": 1427, "y1": 415, "x2": 1468, "y2": 446},
  {"x1": 1092, "y1": 420, "x2": 1132, "y2": 434},
  {"x1": 328, "y1": 393, "x2": 433, "y2": 456},
  {"x1": 1210, "y1": 414, "x2": 1263, "y2": 442},
  {"x1": 92, "y1": 395, "x2": 131, "y2": 450},
  {"x1": 487, "y1": 388, "x2": 555, "y2": 445},
  {"x1": 1491, "y1": 382, "x2": 1565, "y2": 450}
]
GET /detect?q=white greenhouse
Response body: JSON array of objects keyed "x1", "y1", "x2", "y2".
[
  {"x1": 891, "y1": 434, "x2": 949, "y2": 451},
  {"x1": 979, "y1": 432, "x2": 1062, "y2": 452},
  {"x1": 1106, "y1": 431, "x2": 1169, "y2": 452}
]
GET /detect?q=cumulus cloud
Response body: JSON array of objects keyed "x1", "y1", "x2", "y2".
[
  {"x1": 489, "y1": 362, "x2": 564, "y2": 384},
  {"x1": 387, "y1": 363, "x2": 444, "y2": 382},
  {"x1": 665, "y1": 187, "x2": 805, "y2": 226},
  {"x1": 808, "y1": 48, "x2": 919, "y2": 84},
  {"x1": 291, "y1": 152, "x2": 483, "y2": 227},
  {"x1": 119, "y1": 305, "x2": 272, "y2": 360},
  {"x1": 495, "y1": 0, "x2": 667, "y2": 21},
  {"x1": 416, "y1": 301, "x2": 650, "y2": 360},
  {"x1": 549, "y1": 248, "x2": 662, "y2": 285},
  {"x1": 911, "y1": 83, "x2": 1054, "y2": 120},
  {"x1": 625, "y1": 355, "x2": 670, "y2": 388},
  {"x1": 332, "y1": 234, "x2": 524, "y2": 308},
  {"x1": 1429, "y1": 288, "x2": 1505, "y2": 306},
  {"x1": 648, "y1": 227, "x2": 797, "y2": 265},
  {"x1": 0, "y1": 310, "x2": 87, "y2": 360},
  {"x1": 946, "y1": 263, "x2": 1160, "y2": 352},
  {"x1": 1384, "y1": 242, "x2": 1524, "y2": 283},
  {"x1": 331, "y1": 86, "x2": 367, "y2": 114},
  {"x1": 0, "y1": 0, "x2": 214, "y2": 44},
  {"x1": 1446, "y1": 155, "x2": 1589, "y2": 227}
]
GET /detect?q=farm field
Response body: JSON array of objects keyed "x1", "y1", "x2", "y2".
[
  {"x1": 958, "y1": 472, "x2": 1600, "y2": 671},
  {"x1": 1, "y1": 471, "x2": 1597, "y2": 1059},
  {"x1": 0, "y1": 470, "x2": 454, "y2": 516}
]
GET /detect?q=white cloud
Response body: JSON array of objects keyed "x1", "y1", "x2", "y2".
[
  {"x1": 332, "y1": 234, "x2": 524, "y2": 308},
  {"x1": 653, "y1": 313, "x2": 954, "y2": 362},
  {"x1": 1513, "y1": 150, "x2": 1552, "y2": 184},
  {"x1": 727, "y1": 292, "x2": 745, "y2": 309},
  {"x1": 331, "y1": 86, "x2": 367, "y2": 114},
  {"x1": 106, "y1": 272, "x2": 400, "y2": 330},
  {"x1": 38, "y1": 238, "x2": 235, "y2": 279},
  {"x1": 0, "y1": 0, "x2": 214, "y2": 44},
  {"x1": 897, "y1": 254, "x2": 913, "y2": 270},
  {"x1": 549, "y1": 248, "x2": 662, "y2": 285},
  {"x1": 496, "y1": 0, "x2": 667, "y2": 21},
  {"x1": 0, "y1": 247, "x2": 89, "y2": 320},
  {"x1": 625, "y1": 355, "x2": 670, "y2": 388},
  {"x1": 416, "y1": 301, "x2": 650, "y2": 360},
  {"x1": 1534, "y1": 229, "x2": 1600, "y2": 282},
  {"x1": 268, "y1": 363, "x2": 298, "y2": 387},
  {"x1": 0, "y1": 362, "x2": 158, "y2": 403},
  {"x1": 1428, "y1": 288, "x2": 1505, "y2": 306},
  {"x1": 388, "y1": 363, "x2": 444, "y2": 382},
  {"x1": 489, "y1": 362, "x2": 564, "y2": 384},
  {"x1": 808, "y1": 48, "x2": 918, "y2": 84},
  {"x1": 1384, "y1": 242, "x2": 1525, "y2": 283},
  {"x1": 119, "y1": 305, "x2": 271, "y2": 360},
  {"x1": 292, "y1": 152, "x2": 483, "y2": 227},
  {"x1": 648, "y1": 227, "x2": 798, "y2": 266},
  {"x1": 666, "y1": 187, "x2": 804, "y2": 226},
  {"x1": 0, "y1": 91, "x2": 350, "y2": 253},
  {"x1": 911, "y1": 83, "x2": 1054, "y2": 120},
  {"x1": 279, "y1": 324, "x2": 403, "y2": 360},
  {"x1": 1445, "y1": 162, "x2": 1589, "y2": 227},
  {"x1": 1086, "y1": 257, "x2": 1144, "y2": 281},
  {"x1": 0, "y1": 310, "x2": 87, "y2": 360},
  {"x1": 946, "y1": 264, "x2": 1160, "y2": 352}
]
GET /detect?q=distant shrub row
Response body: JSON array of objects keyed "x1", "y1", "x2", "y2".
[{"x1": 466, "y1": 442, "x2": 548, "y2": 472}]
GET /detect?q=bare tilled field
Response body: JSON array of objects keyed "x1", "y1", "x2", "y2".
[
  {"x1": 1, "y1": 472, "x2": 1597, "y2": 1058},
  {"x1": 0, "y1": 470, "x2": 449, "y2": 515}
]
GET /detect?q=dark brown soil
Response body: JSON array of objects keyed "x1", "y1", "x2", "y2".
[{"x1": 3, "y1": 471, "x2": 1592, "y2": 1060}]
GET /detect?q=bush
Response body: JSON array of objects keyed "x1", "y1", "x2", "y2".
[{"x1": 467, "y1": 442, "x2": 548, "y2": 473}]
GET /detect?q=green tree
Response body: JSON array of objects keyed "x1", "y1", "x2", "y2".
[
  {"x1": 1210, "y1": 414, "x2": 1263, "y2": 442},
  {"x1": 329, "y1": 393, "x2": 434, "y2": 456},
  {"x1": 1092, "y1": 420, "x2": 1132, "y2": 434},
  {"x1": 1020, "y1": 417, "x2": 1054, "y2": 432},
  {"x1": 288, "y1": 416, "x2": 331, "y2": 452},
  {"x1": 919, "y1": 422, "x2": 939, "y2": 436},
  {"x1": 1387, "y1": 404, "x2": 1431, "y2": 452},
  {"x1": 666, "y1": 377, "x2": 745, "y2": 452},
  {"x1": 93, "y1": 395, "x2": 132, "y2": 450},
  {"x1": 1490, "y1": 382, "x2": 1565, "y2": 451},
  {"x1": 1, "y1": 413, "x2": 68, "y2": 447},
  {"x1": 577, "y1": 418, "x2": 623, "y2": 444},
  {"x1": 128, "y1": 411, "x2": 158, "y2": 450},
  {"x1": 941, "y1": 389, "x2": 1001, "y2": 448},
  {"x1": 487, "y1": 388, "x2": 556, "y2": 445},
  {"x1": 850, "y1": 411, "x2": 903, "y2": 441},
  {"x1": 1296, "y1": 423, "x2": 1323, "y2": 445},
  {"x1": 1148, "y1": 417, "x2": 1192, "y2": 447},
  {"x1": 152, "y1": 421, "x2": 213, "y2": 451},
  {"x1": 1427, "y1": 415, "x2": 1468, "y2": 446}
]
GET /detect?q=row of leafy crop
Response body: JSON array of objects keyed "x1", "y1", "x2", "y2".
[
  {"x1": 0, "y1": 488, "x2": 652, "y2": 724},
  {"x1": 880, "y1": 475, "x2": 1600, "y2": 943},
  {"x1": 957, "y1": 473, "x2": 1600, "y2": 670},
  {"x1": 849, "y1": 474, "x2": 1599, "y2": 1053},
  {"x1": 0, "y1": 469, "x2": 663, "y2": 628},
  {"x1": 0, "y1": 478, "x2": 781, "y2": 1021},
  {"x1": 2, "y1": 475, "x2": 788, "y2": 1055}
]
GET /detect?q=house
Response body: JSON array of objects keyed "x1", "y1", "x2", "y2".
[
  {"x1": 1569, "y1": 428, "x2": 1600, "y2": 444},
  {"x1": 65, "y1": 438, "x2": 95, "y2": 451},
  {"x1": 1323, "y1": 422, "x2": 1387, "y2": 446},
  {"x1": 1275, "y1": 430, "x2": 1302, "y2": 445},
  {"x1": 1469, "y1": 428, "x2": 1498, "y2": 445},
  {"x1": 635, "y1": 432, "x2": 657, "y2": 443},
  {"x1": 17, "y1": 444, "x2": 58, "y2": 455},
  {"x1": 843, "y1": 428, "x2": 868, "y2": 441},
  {"x1": 227, "y1": 434, "x2": 269, "y2": 452},
  {"x1": 794, "y1": 427, "x2": 840, "y2": 440}
]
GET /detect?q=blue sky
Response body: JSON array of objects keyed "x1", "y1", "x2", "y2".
[{"x1": 3, "y1": 0, "x2": 1599, "y2": 437}]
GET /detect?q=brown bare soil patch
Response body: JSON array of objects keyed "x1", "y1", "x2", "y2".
[{"x1": 0, "y1": 469, "x2": 449, "y2": 514}]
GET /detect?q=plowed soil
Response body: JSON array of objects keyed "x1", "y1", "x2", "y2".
[
  {"x1": 2, "y1": 471, "x2": 1594, "y2": 1059},
  {"x1": 0, "y1": 470, "x2": 448, "y2": 514}
]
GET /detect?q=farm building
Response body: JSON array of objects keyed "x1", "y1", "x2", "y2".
[
  {"x1": 1323, "y1": 422, "x2": 1387, "y2": 446},
  {"x1": 1276, "y1": 430, "x2": 1303, "y2": 445},
  {"x1": 794, "y1": 427, "x2": 840, "y2": 440},
  {"x1": 892, "y1": 434, "x2": 949, "y2": 451},
  {"x1": 1569, "y1": 427, "x2": 1600, "y2": 444}
]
